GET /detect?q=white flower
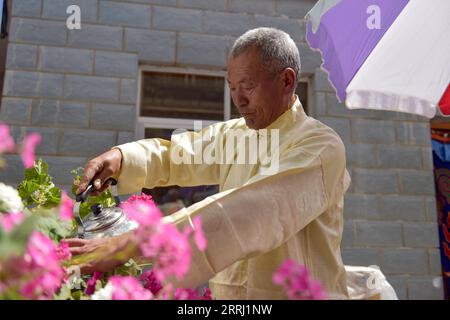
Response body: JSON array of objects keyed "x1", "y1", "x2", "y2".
[
  {"x1": 91, "y1": 283, "x2": 113, "y2": 300},
  {"x1": 0, "y1": 183, "x2": 24, "y2": 214}
]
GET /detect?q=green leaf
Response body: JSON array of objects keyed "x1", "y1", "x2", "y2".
[
  {"x1": 18, "y1": 158, "x2": 62, "y2": 209},
  {"x1": 0, "y1": 216, "x2": 36, "y2": 259},
  {"x1": 0, "y1": 238, "x2": 27, "y2": 260},
  {"x1": 111, "y1": 258, "x2": 145, "y2": 277},
  {"x1": 31, "y1": 208, "x2": 74, "y2": 242},
  {"x1": 8, "y1": 215, "x2": 37, "y2": 243},
  {"x1": 54, "y1": 284, "x2": 74, "y2": 300}
]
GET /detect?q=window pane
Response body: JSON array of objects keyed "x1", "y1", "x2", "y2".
[
  {"x1": 144, "y1": 127, "x2": 174, "y2": 140},
  {"x1": 141, "y1": 72, "x2": 225, "y2": 121}
]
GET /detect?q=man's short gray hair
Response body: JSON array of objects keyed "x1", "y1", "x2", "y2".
[{"x1": 230, "y1": 27, "x2": 301, "y2": 83}]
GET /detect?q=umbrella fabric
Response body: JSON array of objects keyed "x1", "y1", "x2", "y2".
[{"x1": 306, "y1": 0, "x2": 450, "y2": 118}]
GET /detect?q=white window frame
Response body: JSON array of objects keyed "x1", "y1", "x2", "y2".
[
  {"x1": 136, "y1": 65, "x2": 231, "y2": 139},
  {"x1": 299, "y1": 76, "x2": 311, "y2": 116}
]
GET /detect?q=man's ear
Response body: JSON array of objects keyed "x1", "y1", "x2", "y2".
[{"x1": 281, "y1": 68, "x2": 297, "y2": 93}]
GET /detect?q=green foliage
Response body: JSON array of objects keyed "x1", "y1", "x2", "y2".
[
  {"x1": 70, "y1": 167, "x2": 115, "y2": 219},
  {"x1": 113, "y1": 258, "x2": 149, "y2": 277},
  {"x1": 0, "y1": 215, "x2": 36, "y2": 260},
  {"x1": 29, "y1": 207, "x2": 74, "y2": 242},
  {"x1": 2, "y1": 160, "x2": 145, "y2": 300},
  {"x1": 14, "y1": 159, "x2": 74, "y2": 240},
  {"x1": 53, "y1": 258, "x2": 150, "y2": 300},
  {"x1": 17, "y1": 159, "x2": 61, "y2": 209}
]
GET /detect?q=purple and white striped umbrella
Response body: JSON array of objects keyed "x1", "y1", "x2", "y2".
[{"x1": 306, "y1": 0, "x2": 450, "y2": 118}]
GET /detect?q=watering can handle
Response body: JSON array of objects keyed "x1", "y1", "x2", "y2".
[
  {"x1": 75, "y1": 184, "x2": 94, "y2": 203},
  {"x1": 74, "y1": 178, "x2": 120, "y2": 238},
  {"x1": 75, "y1": 178, "x2": 120, "y2": 204}
]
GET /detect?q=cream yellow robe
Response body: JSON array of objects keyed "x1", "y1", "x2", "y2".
[{"x1": 113, "y1": 97, "x2": 351, "y2": 299}]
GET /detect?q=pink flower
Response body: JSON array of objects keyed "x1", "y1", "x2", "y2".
[
  {"x1": 202, "y1": 287, "x2": 213, "y2": 300},
  {"x1": 85, "y1": 271, "x2": 104, "y2": 296},
  {"x1": 0, "y1": 249, "x2": 64, "y2": 300},
  {"x1": 272, "y1": 259, "x2": 296, "y2": 284},
  {"x1": 192, "y1": 216, "x2": 207, "y2": 251},
  {"x1": 157, "y1": 283, "x2": 174, "y2": 301},
  {"x1": 21, "y1": 133, "x2": 41, "y2": 168},
  {"x1": 18, "y1": 232, "x2": 65, "y2": 299},
  {"x1": 0, "y1": 212, "x2": 25, "y2": 232},
  {"x1": 273, "y1": 259, "x2": 326, "y2": 300},
  {"x1": 174, "y1": 287, "x2": 213, "y2": 300},
  {"x1": 139, "y1": 223, "x2": 191, "y2": 282},
  {"x1": 108, "y1": 276, "x2": 153, "y2": 300},
  {"x1": 139, "y1": 269, "x2": 162, "y2": 296},
  {"x1": 25, "y1": 231, "x2": 59, "y2": 268},
  {"x1": 56, "y1": 240, "x2": 72, "y2": 261},
  {"x1": 121, "y1": 196, "x2": 162, "y2": 227},
  {"x1": 122, "y1": 193, "x2": 196, "y2": 286},
  {"x1": 20, "y1": 271, "x2": 64, "y2": 300},
  {"x1": 0, "y1": 124, "x2": 15, "y2": 154},
  {"x1": 124, "y1": 193, "x2": 153, "y2": 203},
  {"x1": 59, "y1": 191, "x2": 73, "y2": 221}
]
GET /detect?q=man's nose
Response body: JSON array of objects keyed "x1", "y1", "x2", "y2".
[{"x1": 233, "y1": 90, "x2": 249, "y2": 109}]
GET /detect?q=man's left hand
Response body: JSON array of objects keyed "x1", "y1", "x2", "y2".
[{"x1": 64, "y1": 233, "x2": 138, "y2": 274}]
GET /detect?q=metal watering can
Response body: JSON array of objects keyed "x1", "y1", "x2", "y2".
[{"x1": 74, "y1": 178, "x2": 138, "y2": 239}]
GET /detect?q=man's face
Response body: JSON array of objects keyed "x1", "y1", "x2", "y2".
[{"x1": 227, "y1": 47, "x2": 287, "y2": 130}]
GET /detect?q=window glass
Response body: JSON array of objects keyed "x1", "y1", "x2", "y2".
[{"x1": 140, "y1": 72, "x2": 225, "y2": 121}]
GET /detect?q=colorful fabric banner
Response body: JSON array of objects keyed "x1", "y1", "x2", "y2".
[{"x1": 432, "y1": 140, "x2": 450, "y2": 300}]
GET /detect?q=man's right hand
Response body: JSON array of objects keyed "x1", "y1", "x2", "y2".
[{"x1": 76, "y1": 148, "x2": 123, "y2": 195}]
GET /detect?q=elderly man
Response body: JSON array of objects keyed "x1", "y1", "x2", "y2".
[{"x1": 69, "y1": 27, "x2": 351, "y2": 300}]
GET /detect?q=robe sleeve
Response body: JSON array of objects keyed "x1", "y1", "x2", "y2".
[
  {"x1": 111, "y1": 123, "x2": 226, "y2": 195},
  {"x1": 163, "y1": 131, "x2": 350, "y2": 288}
]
